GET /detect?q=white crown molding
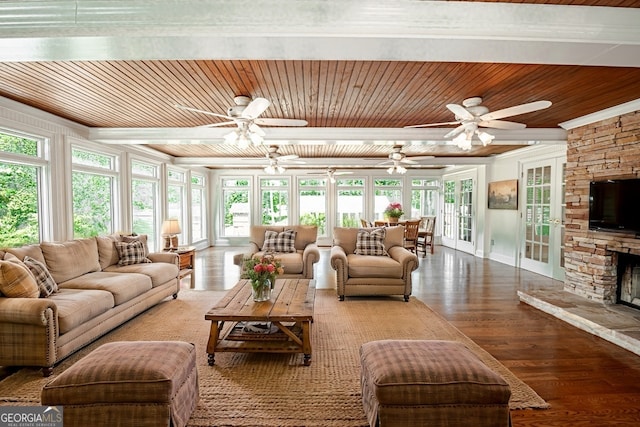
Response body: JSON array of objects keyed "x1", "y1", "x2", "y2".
[{"x1": 559, "y1": 98, "x2": 640, "y2": 130}]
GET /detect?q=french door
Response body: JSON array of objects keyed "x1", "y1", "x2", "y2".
[
  {"x1": 442, "y1": 173, "x2": 476, "y2": 255},
  {"x1": 520, "y1": 158, "x2": 566, "y2": 280}
]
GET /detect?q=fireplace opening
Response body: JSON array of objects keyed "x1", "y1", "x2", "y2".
[{"x1": 616, "y1": 253, "x2": 640, "y2": 310}]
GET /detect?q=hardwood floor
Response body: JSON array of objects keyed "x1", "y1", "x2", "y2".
[{"x1": 187, "y1": 245, "x2": 640, "y2": 426}]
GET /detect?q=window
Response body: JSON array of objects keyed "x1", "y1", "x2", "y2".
[
  {"x1": 411, "y1": 178, "x2": 439, "y2": 217},
  {"x1": 336, "y1": 178, "x2": 365, "y2": 227},
  {"x1": 0, "y1": 130, "x2": 48, "y2": 246},
  {"x1": 71, "y1": 147, "x2": 117, "y2": 238},
  {"x1": 191, "y1": 173, "x2": 206, "y2": 242},
  {"x1": 222, "y1": 178, "x2": 250, "y2": 237},
  {"x1": 261, "y1": 178, "x2": 289, "y2": 225},
  {"x1": 298, "y1": 177, "x2": 327, "y2": 236},
  {"x1": 167, "y1": 168, "x2": 186, "y2": 244},
  {"x1": 374, "y1": 178, "x2": 402, "y2": 220},
  {"x1": 459, "y1": 178, "x2": 473, "y2": 242},
  {"x1": 131, "y1": 160, "x2": 159, "y2": 251},
  {"x1": 443, "y1": 180, "x2": 455, "y2": 239}
]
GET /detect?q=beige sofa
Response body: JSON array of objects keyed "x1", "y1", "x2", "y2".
[
  {"x1": 0, "y1": 235, "x2": 179, "y2": 376},
  {"x1": 233, "y1": 225, "x2": 320, "y2": 279},
  {"x1": 330, "y1": 226, "x2": 419, "y2": 301}
]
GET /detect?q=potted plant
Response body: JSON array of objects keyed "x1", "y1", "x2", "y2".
[{"x1": 384, "y1": 202, "x2": 404, "y2": 223}]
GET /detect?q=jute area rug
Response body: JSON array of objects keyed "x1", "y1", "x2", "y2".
[{"x1": 0, "y1": 289, "x2": 549, "y2": 426}]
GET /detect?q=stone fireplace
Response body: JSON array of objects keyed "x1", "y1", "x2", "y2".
[{"x1": 564, "y1": 110, "x2": 640, "y2": 306}]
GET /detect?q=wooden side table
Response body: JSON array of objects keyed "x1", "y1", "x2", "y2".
[{"x1": 172, "y1": 246, "x2": 195, "y2": 285}]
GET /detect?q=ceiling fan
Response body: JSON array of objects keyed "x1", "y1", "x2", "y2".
[
  {"x1": 404, "y1": 97, "x2": 552, "y2": 150},
  {"x1": 377, "y1": 146, "x2": 435, "y2": 174},
  {"x1": 175, "y1": 95, "x2": 308, "y2": 148},
  {"x1": 307, "y1": 168, "x2": 353, "y2": 183},
  {"x1": 263, "y1": 146, "x2": 305, "y2": 174}
]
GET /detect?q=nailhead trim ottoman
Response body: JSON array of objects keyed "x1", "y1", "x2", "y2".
[
  {"x1": 41, "y1": 341, "x2": 199, "y2": 427},
  {"x1": 360, "y1": 340, "x2": 511, "y2": 427}
]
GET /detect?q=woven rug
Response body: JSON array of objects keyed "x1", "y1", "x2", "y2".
[{"x1": 0, "y1": 289, "x2": 549, "y2": 426}]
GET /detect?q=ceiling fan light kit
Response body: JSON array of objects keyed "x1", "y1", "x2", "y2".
[
  {"x1": 387, "y1": 162, "x2": 407, "y2": 175},
  {"x1": 264, "y1": 163, "x2": 285, "y2": 174}
]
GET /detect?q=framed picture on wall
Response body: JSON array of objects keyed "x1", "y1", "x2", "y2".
[{"x1": 488, "y1": 179, "x2": 518, "y2": 210}]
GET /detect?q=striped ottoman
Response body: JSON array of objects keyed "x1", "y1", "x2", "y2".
[
  {"x1": 41, "y1": 341, "x2": 199, "y2": 427},
  {"x1": 360, "y1": 340, "x2": 511, "y2": 427}
]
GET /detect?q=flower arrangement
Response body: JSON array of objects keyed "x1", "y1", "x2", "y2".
[
  {"x1": 243, "y1": 254, "x2": 284, "y2": 290},
  {"x1": 384, "y1": 202, "x2": 404, "y2": 219}
]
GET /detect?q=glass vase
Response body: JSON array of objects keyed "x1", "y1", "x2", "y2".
[{"x1": 251, "y1": 278, "x2": 271, "y2": 302}]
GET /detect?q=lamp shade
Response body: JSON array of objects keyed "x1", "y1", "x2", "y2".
[{"x1": 161, "y1": 219, "x2": 181, "y2": 235}]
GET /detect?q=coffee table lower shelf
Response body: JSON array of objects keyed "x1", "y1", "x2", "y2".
[{"x1": 207, "y1": 320, "x2": 312, "y2": 366}]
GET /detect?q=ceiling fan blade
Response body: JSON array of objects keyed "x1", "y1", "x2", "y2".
[
  {"x1": 254, "y1": 118, "x2": 308, "y2": 127},
  {"x1": 174, "y1": 104, "x2": 234, "y2": 120},
  {"x1": 401, "y1": 158, "x2": 418, "y2": 164},
  {"x1": 478, "y1": 120, "x2": 526, "y2": 130},
  {"x1": 404, "y1": 121, "x2": 460, "y2": 129},
  {"x1": 196, "y1": 121, "x2": 236, "y2": 128},
  {"x1": 241, "y1": 97, "x2": 270, "y2": 119},
  {"x1": 407, "y1": 155, "x2": 435, "y2": 161},
  {"x1": 446, "y1": 104, "x2": 475, "y2": 121},
  {"x1": 277, "y1": 154, "x2": 300, "y2": 161},
  {"x1": 480, "y1": 100, "x2": 552, "y2": 121},
  {"x1": 248, "y1": 123, "x2": 266, "y2": 136},
  {"x1": 444, "y1": 124, "x2": 466, "y2": 139}
]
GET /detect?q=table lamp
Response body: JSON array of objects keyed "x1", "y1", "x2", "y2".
[{"x1": 161, "y1": 218, "x2": 181, "y2": 251}]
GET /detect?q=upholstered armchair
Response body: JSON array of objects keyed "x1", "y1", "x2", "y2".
[
  {"x1": 233, "y1": 225, "x2": 320, "y2": 279},
  {"x1": 330, "y1": 226, "x2": 419, "y2": 301}
]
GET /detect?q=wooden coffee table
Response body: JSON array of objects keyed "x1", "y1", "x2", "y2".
[{"x1": 205, "y1": 278, "x2": 316, "y2": 366}]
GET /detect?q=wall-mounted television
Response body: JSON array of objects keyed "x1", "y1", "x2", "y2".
[{"x1": 589, "y1": 178, "x2": 640, "y2": 235}]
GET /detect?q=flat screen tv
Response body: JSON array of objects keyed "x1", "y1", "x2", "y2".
[{"x1": 589, "y1": 178, "x2": 640, "y2": 235}]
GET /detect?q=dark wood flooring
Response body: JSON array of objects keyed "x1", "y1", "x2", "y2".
[{"x1": 186, "y1": 245, "x2": 640, "y2": 426}]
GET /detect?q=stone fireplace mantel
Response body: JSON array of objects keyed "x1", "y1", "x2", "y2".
[{"x1": 564, "y1": 110, "x2": 640, "y2": 306}]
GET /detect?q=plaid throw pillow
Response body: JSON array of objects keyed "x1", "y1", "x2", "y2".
[
  {"x1": 23, "y1": 255, "x2": 58, "y2": 297},
  {"x1": 354, "y1": 228, "x2": 388, "y2": 256},
  {"x1": 263, "y1": 229, "x2": 297, "y2": 253},
  {"x1": 115, "y1": 240, "x2": 152, "y2": 266}
]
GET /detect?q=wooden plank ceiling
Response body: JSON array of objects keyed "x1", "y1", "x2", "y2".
[{"x1": 0, "y1": 0, "x2": 639, "y2": 168}]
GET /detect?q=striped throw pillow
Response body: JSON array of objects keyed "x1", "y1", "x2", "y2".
[{"x1": 23, "y1": 255, "x2": 58, "y2": 297}]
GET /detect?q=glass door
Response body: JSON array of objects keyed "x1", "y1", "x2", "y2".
[
  {"x1": 520, "y1": 157, "x2": 566, "y2": 280},
  {"x1": 441, "y1": 172, "x2": 476, "y2": 254}
]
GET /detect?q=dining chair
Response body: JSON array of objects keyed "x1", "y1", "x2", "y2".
[
  {"x1": 360, "y1": 219, "x2": 374, "y2": 227},
  {"x1": 417, "y1": 216, "x2": 436, "y2": 256},
  {"x1": 402, "y1": 219, "x2": 421, "y2": 253}
]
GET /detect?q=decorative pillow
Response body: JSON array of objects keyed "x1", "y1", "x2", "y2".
[
  {"x1": 354, "y1": 228, "x2": 389, "y2": 256},
  {"x1": 23, "y1": 255, "x2": 58, "y2": 298},
  {"x1": 115, "y1": 240, "x2": 152, "y2": 266},
  {"x1": 262, "y1": 229, "x2": 297, "y2": 253},
  {"x1": 0, "y1": 258, "x2": 40, "y2": 298},
  {"x1": 121, "y1": 234, "x2": 149, "y2": 256}
]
